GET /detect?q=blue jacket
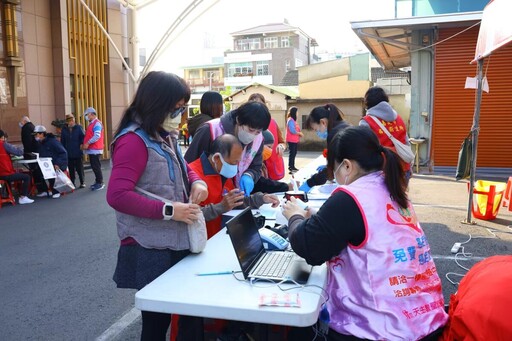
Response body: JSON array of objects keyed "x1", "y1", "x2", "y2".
[
  {"x1": 60, "y1": 124, "x2": 85, "y2": 159},
  {"x1": 38, "y1": 134, "x2": 68, "y2": 170}
]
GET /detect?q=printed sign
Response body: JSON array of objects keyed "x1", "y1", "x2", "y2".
[{"x1": 37, "y1": 157, "x2": 56, "y2": 179}]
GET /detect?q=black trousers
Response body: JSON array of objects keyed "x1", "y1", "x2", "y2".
[
  {"x1": 88, "y1": 154, "x2": 103, "y2": 184},
  {"x1": 0, "y1": 173, "x2": 31, "y2": 196},
  {"x1": 68, "y1": 157, "x2": 84, "y2": 185},
  {"x1": 288, "y1": 142, "x2": 298, "y2": 168}
]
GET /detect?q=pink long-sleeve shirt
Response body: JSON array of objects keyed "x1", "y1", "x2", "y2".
[{"x1": 106, "y1": 132, "x2": 201, "y2": 220}]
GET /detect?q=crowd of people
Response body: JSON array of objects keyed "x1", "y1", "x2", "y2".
[
  {"x1": 0, "y1": 108, "x2": 105, "y2": 204},
  {"x1": 100, "y1": 70, "x2": 449, "y2": 341}
]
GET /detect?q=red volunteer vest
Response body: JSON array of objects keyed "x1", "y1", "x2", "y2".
[
  {"x1": 265, "y1": 119, "x2": 285, "y2": 180},
  {"x1": 285, "y1": 118, "x2": 300, "y2": 143},
  {"x1": 189, "y1": 157, "x2": 235, "y2": 239},
  {"x1": 362, "y1": 115, "x2": 411, "y2": 171},
  {"x1": 0, "y1": 141, "x2": 15, "y2": 176},
  {"x1": 84, "y1": 118, "x2": 104, "y2": 151}
]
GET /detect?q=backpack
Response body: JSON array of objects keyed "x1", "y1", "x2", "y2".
[{"x1": 440, "y1": 255, "x2": 512, "y2": 341}]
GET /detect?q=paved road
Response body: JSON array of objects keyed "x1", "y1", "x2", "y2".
[{"x1": 1, "y1": 151, "x2": 511, "y2": 340}]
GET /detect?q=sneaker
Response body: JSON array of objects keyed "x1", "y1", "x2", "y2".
[
  {"x1": 79, "y1": 183, "x2": 86, "y2": 189},
  {"x1": 19, "y1": 196, "x2": 34, "y2": 204},
  {"x1": 52, "y1": 193, "x2": 61, "y2": 199},
  {"x1": 37, "y1": 192, "x2": 49, "y2": 197},
  {"x1": 91, "y1": 183, "x2": 105, "y2": 191}
]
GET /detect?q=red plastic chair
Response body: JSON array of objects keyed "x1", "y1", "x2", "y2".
[
  {"x1": 501, "y1": 177, "x2": 512, "y2": 211},
  {"x1": 0, "y1": 180, "x2": 16, "y2": 208}
]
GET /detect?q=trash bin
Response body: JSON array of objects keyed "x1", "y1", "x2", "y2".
[{"x1": 468, "y1": 180, "x2": 507, "y2": 220}]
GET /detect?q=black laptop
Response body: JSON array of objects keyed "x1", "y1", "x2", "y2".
[{"x1": 225, "y1": 207, "x2": 313, "y2": 284}]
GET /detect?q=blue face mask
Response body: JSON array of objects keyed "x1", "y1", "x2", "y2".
[
  {"x1": 216, "y1": 153, "x2": 238, "y2": 178},
  {"x1": 316, "y1": 130, "x2": 328, "y2": 140}
]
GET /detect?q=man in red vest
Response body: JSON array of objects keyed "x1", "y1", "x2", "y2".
[
  {"x1": 0, "y1": 130, "x2": 34, "y2": 204},
  {"x1": 81, "y1": 107, "x2": 104, "y2": 191},
  {"x1": 188, "y1": 134, "x2": 279, "y2": 238}
]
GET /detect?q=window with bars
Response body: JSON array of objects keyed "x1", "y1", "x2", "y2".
[
  {"x1": 236, "y1": 38, "x2": 260, "y2": 51},
  {"x1": 227, "y1": 63, "x2": 253, "y2": 77},
  {"x1": 256, "y1": 61, "x2": 269, "y2": 76}
]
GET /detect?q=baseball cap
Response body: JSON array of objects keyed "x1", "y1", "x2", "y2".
[
  {"x1": 32, "y1": 125, "x2": 47, "y2": 134},
  {"x1": 262, "y1": 130, "x2": 274, "y2": 145},
  {"x1": 84, "y1": 107, "x2": 96, "y2": 116}
]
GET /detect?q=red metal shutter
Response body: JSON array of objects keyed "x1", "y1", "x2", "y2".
[{"x1": 432, "y1": 27, "x2": 512, "y2": 167}]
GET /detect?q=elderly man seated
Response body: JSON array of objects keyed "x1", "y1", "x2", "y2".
[
  {"x1": 0, "y1": 130, "x2": 34, "y2": 204},
  {"x1": 188, "y1": 134, "x2": 280, "y2": 239}
]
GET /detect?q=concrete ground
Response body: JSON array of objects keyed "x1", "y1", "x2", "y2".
[{"x1": 1, "y1": 149, "x2": 511, "y2": 340}]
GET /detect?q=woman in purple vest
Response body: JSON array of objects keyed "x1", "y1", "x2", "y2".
[
  {"x1": 107, "y1": 71, "x2": 208, "y2": 340},
  {"x1": 184, "y1": 101, "x2": 271, "y2": 197},
  {"x1": 283, "y1": 126, "x2": 447, "y2": 340}
]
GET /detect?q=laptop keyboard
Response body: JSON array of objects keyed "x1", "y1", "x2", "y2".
[{"x1": 252, "y1": 252, "x2": 294, "y2": 278}]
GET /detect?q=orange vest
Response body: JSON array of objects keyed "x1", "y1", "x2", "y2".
[
  {"x1": 189, "y1": 155, "x2": 235, "y2": 239},
  {"x1": 0, "y1": 141, "x2": 15, "y2": 176}
]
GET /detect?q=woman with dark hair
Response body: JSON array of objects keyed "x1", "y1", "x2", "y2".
[
  {"x1": 187, "y1": 91, "x2": 223, "y2": 138},
  {"x1": 360, "y1": 86, "x2": 412, "y2": 183},
  {"x1": 285, "y1": 106, "x2": 303, "y2": 173},
  {"x1": 283, "y1": 126, "x2": 448, "y2": 341},
  {"x1": 106, "y1": 71, "x2": 208, "y2": 340},
  {"x1": 299, "y1": 103, "x2": 350, "y2": 192},
  {"x1": 185, "y1": 101, "x2": 271, "y2": 197}
]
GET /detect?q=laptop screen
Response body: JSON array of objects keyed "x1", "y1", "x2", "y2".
[{"x1": 226, "y1": 207, "x2": 265, "y2": 277}]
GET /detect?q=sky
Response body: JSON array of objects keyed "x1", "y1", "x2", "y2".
[{"x1": 136, "y1": 0, "x2": 396, "y2": 75}]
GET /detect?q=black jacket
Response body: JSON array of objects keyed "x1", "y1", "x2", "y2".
[
  {"x1": 306, "y1": 120, "x2": 351, "y2": 187},
  {"x1": 21, "y1": 122, "x2": 38, "y2": 159},
  {"x1": 38, "y1": 134, "x2": 68, "y2": 170},
  {"x1": 187, "y1": 113, "x2": 213, "y2": 138},
  {"x1": 60, "y1": 124, "x2": 85, "y2": 159}
]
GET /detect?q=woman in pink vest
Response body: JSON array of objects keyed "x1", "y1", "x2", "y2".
[
  {"x1": 285, "y1": 107, "x2": 303, "y2": 173},
  {"x1": 282, "y1": 126, "x2": 447, "y2": 340}
]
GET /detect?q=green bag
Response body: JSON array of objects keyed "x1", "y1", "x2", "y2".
[{"x1": 455, "y1": 133, "x2": 472, "y2": 180}]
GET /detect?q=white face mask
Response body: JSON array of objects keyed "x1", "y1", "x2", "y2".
[
  {"x1": 237, "y1": 126, "x2": 257, "y2": 145},
  {"x1": 334, "y1": 161, "x2": 348, "y2": 186},
  {"x1": 162, "y1": 114, "x2": 182, "y2": 132}
]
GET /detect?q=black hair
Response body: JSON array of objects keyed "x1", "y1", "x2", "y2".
[
  {"x1": 210, "y1": 134, "x2": 242, "y2": 158},
  {"x1": 115, "y1": 71, "x2": 191, "y2": 138},
  {"x1": 327, "y1": 126, "x2": 408, "y2": 209},
  {"x1": 0, "y1": 130, "x2": 5, "y2": 138},
  {"x1": 232, "y1": 101, "x2": 271, "y2": 131},
  {"x1": 305, "y1": 103, "x2": 344, "y2": 131},
  {"x1": 288, "y1": 107, "x2": 298, "y2": 121},
  {"x1": 364, "y1": 86, "x2": 389, "y2": 109},
  {"x1": 200, "y1": 91, "x2": 223, "y2": 119}
]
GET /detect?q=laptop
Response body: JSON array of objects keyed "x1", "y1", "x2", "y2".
[{"x1": 225, "y1": 207, "x2": 313, "y2": 284}]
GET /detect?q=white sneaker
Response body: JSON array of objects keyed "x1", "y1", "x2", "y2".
[
  {"x1": 52, "y1": 193, "x2": 61, "y2": 199},
  {"x1": 19, "y1": 196, "x2": 34, "y2": 204},
  {"x1": 36, "y1": 192, "x2": 48, "y2": 197}
]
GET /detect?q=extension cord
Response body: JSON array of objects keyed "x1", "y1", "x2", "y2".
[{"x1": 451, "y1": 242, "x2": 462, "y2": 254}]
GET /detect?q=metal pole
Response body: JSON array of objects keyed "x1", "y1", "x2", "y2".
[{"x1": 465, "y1": 58, "x2": 484, "y2": 224}]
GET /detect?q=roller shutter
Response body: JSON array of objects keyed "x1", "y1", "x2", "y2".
[{"x1": 432, "y1": 26, "x2": 512, "y2": 167}]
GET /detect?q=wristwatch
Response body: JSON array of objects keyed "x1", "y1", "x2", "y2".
[{"x1": 162, "y1": 203, "x2": 174, "y2": 220}]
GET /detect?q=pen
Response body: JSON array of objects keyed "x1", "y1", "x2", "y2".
[{"x1": 196, "y1": 271, "x2": 234, "y2": 276}]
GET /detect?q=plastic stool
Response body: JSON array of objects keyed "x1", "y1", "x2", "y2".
[
  {"x1": 0, "y1": 180, "x2": 16, "y2": 208},
  {"x1": 502, "y1": 177, "x2": 512, "y2": 211},
  {"x1": 468, "y1": 180, "x2": 507, "y2": 220}
]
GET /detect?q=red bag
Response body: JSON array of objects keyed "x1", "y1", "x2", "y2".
[{"x1": 440, "y1": 255, "x2": 512, "y2": 341}]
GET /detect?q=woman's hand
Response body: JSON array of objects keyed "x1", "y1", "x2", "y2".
[
  {"x1": 298, "y1": 132, "x2": 304, "y2": 138},
  {"x1": 171, "y1": 202, "x2": 201, "y2": 225},
  {"x1": 190, "y1": 182, "x2": 208, "y2": 204},
  {"x1": 276, "y1": 143, "x2": 286, "y2": 157},
  {"x1": 263, "y1": 194, "x2": 280, "y2": 208},
  {"x1": 221, "y1": 189, "x2": 245, "y2": 211},
  {"x1": 282, "y1": 197, "x2": 309, "y2": 220}
]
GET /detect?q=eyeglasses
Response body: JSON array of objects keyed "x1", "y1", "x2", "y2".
[{"x1": 170, "y1": 106, "x2": 187, "y2": 119}]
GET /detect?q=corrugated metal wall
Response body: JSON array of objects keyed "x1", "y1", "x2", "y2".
[{"x1": 432, "y1": 26, "x2": 512, "y2": 167}]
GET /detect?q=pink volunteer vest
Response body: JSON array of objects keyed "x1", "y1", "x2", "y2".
[
  {"x1": 208, "y1": 119, "x2": 263, "y2": 186},
  {"x1": 326, "y1": 172, "x2": 447, "y2": 340},
  {"x1": 285, "y1": 118, "x2": 300, "y2": 143}
]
